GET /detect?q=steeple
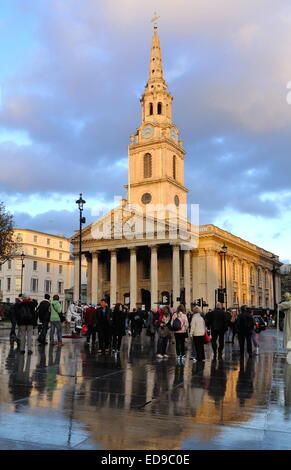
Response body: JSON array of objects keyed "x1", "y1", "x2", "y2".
[
  {"x1": 140, "y1": 25, "x2": 173, "y2": 125},
  {"x1": 146, "y1": 25, "x2": 167, "y2": 90}
]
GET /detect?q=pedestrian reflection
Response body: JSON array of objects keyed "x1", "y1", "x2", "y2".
[
  {"x1": 208, "y1": 359, "x2": 227, "y2": 407},
  {"x1": 236, "y1": 358, "x2": 254, "y2": 407},
  {"x1": 284, "y1": 363, "x2": 291, "y2": 408},
  {"x1": 46, "y1": 344, "x2": 62, "y2": 400},
  {"x1": 8, "y1": 352, "x2": 33, "y2": 410},
  {"x1": 32, "y1": 346, "x2": 47, "y2": 394}
]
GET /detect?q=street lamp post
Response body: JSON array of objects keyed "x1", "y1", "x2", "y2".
[
  {"x1": 20, "y1": 252, "x2": 25, "y2": 296},
  {"x1": 220, "y1": 244, "x2": 228, "y2": 310},
  {"x1": 76, "y1": 193, "x2": 86, "y2": 304}
]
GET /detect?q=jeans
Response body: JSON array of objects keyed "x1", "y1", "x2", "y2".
[
  {"x1": 211, "y1": 330, "x2": 225, "y2": 355},
  {"x1": 38, "y1": 321, "x2": 49, "y2": 344},
  {"x1": 18, "y1": 325, "x2": 33, "y2": 351},
  {"x1": 238, "y1": 331, "x2": 253, "y2": 356},
  {"x1": 174, "y1": 333, "x2": 186, "y2": 356},
  {"x1": 86, "y1": 325, "x2": 97, "y2": 344},
  {"x1": 50, "y1": 321, "x2": 62, "y2": 343},
  {"x1": 157, "y1": 337, "x2": 169, "y2": 355},
  {"x1": 112, "y1": 334, "x2": 123, "y2": 351},
  {"x1": 193, "y1": 336, "x2": 205, "y2": 361}
]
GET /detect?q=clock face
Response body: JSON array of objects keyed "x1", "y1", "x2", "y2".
[
  {"x1": 142, "y1": 125, "x2": 153, "y2": 138},
  {"x1": 170, "y1": 128, "x2": 177, "y2": 141}
]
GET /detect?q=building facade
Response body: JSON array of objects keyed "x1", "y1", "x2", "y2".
[
  {"x1": 71, "y1": 26, "x2": 281, "y2": 311},
  {"x1": 0, "y1": 229, "x2": 86, "y2": 309}
]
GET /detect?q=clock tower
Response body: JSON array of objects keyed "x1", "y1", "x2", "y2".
[{"x1": 127, "y1": 25, "x2": 188, "y2": 211}]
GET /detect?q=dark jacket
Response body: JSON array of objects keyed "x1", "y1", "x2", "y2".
[
  {"x1": 84, "y1": 306, "x2": 97, "y2": 327},
  {"x1": 15, "y1": 299, "x2": 37, "y2": 326},
  {"x1": 205, "y1": 308, "x2": 229, "y2": 332},
  {"x1": 112, "y1": 309, "x2": 126, "y2": 336},
  {"x1": 236, "y1": 312, "x2": 254, "y2": 334},
  {"x1": 36, "y1": 300, "x2": 51, "y2": 323},
  {"x1": 95, "y1": 306, "x2": 112, "y2": 331}
]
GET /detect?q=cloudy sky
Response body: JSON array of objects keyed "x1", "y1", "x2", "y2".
[{"x1": 1, "y1": 0, "x2": 291, "y2": 262}]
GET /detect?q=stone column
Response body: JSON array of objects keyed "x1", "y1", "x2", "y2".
[
  {"x1": 206, "y1": 249, "x2": 219, "y2": 310},
  {"x1": 91, "y1": 251, "x2": 99, "y2": 305},
  {"x1": 110, "y1": 249, "x2": 117, "y2": 308},
  {"x1": 86, "y1": 254, "x2": 92, "y2": 304},
  {"x1": 130, "y1": 247, "x2": 137, "y2": 311},
  {"x1": 151, "y1": 245, "x2": 158, "y2": 310},
  {"x1": 192, "y1": 252, "x2": 199, "y2": 301},
  {"x1": 172, "y1": 244, "x2": 180, "y2": 310},
  {"x1": 184, "y1": 250, "x2": 191, "y2": 311},
  {"x1": 73, "y1": 255, "x2": 80, "y2": 301}
]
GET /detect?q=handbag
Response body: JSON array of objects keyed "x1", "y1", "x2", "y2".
[
  {"x1": 81, "y1": 324, "x2": 88, "y2": 336},
  {"x1": 204, "y1": 330, "x2": 211, "y2": 344}
]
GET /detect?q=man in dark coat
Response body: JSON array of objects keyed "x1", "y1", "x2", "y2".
[
  {"x1": 205, "y1": 302, "x2": 230, "y2": 359},
  {"x1": 236, "y1": 305, "x2": 255, "y2": 358},
  {"x1": 9, "y1": 296, "x2": 21, "y2": 348},
  {"x1": 15, "y1": 294, "x2": 37, "y2": 354},
  {"x1": 36, "y1": 294, "x2": 51, "y2": 345},
  {"x1": 95, "y1": 299, "x2": 113, "y2": 353}
]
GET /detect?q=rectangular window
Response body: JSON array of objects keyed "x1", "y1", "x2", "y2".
[
  {"x1": 15, "y1": 277, "x2": 21, "y2": 291},
  {"x1": 33, "y1": 261, "x2": 37, "y2": 271},
  {"x1": 47, "y1": 251, "x2": 50, "y2": 258},
  {"x1": 47, "y1": 238, "x2": 50, "y2": 245},
  {"x1": 33, "y1": 248, "x2": 37, "y2": 256},
  {"x1": 59, "y1": 265, "x2": 63, "y2": 274},
  {"x1": 47, "y1": 263, "x2": 50, "y2": 273},
  {"x1": 59, "y1": 241, "x2": 63, "y2": 248},
  {"x1": 8, "y1": 260, "x2": 12, "y2": 269},
  {"x1": 31, "y1": 278, "x2": 38, "y2": 293},
  {"x1": 34, "y1": 235, "x2": 37, "y2": 243},
  {"x1": 58, "y1": 282, "x2": 63, "y2": 294},
  {"x1": 44, "y1": 280, "x2": 51, "y2": 293},
  {"x1": 16, "y1": 259, "x2": 22, "y2": 270},
  {"x1": 59, "y1": 253, "x2": 62, "y2": 260},
  {"x1": 0, "y1": 279, "x2": 1, "y2": 291},
  {"x1": 0, "y1": 264, "x2": 2, "y2": 271},
  {"x1": 7, "y1": 278, "x2": 11, "y2": 291},
  {"x1": 6, "y1": 298, "x2": 10, "y2": 303}
]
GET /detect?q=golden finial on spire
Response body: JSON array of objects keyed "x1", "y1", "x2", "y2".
[{"x1": 151, "y1": 11, "x2": 160, "y2": 29}]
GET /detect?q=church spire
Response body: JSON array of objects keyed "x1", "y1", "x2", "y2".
[{"x1": 146, "y1": 25, "x2": 166, "y2": 89}]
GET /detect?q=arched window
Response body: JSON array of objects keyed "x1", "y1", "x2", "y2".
[
  {"x1": 173, "y1": 155, "x2": 176, "y2": 179},
  {"x1": 232, "y1": 261, "x2": 237, "y2": 281},
  {"x1": 149, "y1": 103, "x2": 153, "y2": 115},
  {"x1": 258, "y1": 268, "x2": 262, "y2": 287},
  {"x1": 157, "y1": 102, "x2": 162, "y2": 114},
  {"x1": 242, "y1": 264, "x2": 245, "y2": 283},
  {"x1": 250, "y1": 267, "x2": 254, "y2": 285},
  {"x1": 144, "y1": 153, "x2": 152, "y2": 178},
  {"x1": 265, "y1": 271, "x2": 268, "y2": 288}
]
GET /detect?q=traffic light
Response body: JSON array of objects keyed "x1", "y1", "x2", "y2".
[
  {"x1": 196, "y1": 299, "x2": 201, "y2": 306},
  {"x1": 217, "y1": 288, "x2": 225, "y2": 303}
]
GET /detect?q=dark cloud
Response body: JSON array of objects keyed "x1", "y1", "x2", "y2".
[{"x1": 1, "y1": 0, "x2": 291, "y2": 231}]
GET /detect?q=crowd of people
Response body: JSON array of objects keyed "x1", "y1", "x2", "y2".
[{"x1": 8, "y1": 294, "x2": 264, "y2": 361}]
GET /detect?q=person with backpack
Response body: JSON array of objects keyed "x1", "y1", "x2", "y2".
[
  {"x1": 49, "y1": 295, "x2": 64, "y2": 346},
  {"x1": 156, "y1": 306, "x2": 172, "y2": 358},
  {"x1": 236, "y1": 305, "x2": 255, "y2": 358},
  {"x1": 15, "y1": 294, "x2": 37, "y2": 354},
  {"x1": 112, "y1": 303, "x2": 126, "y2": 353},
  {"x1": 171, "y1": 304, "x2": 189, "y2": 360},
  {"x1": 36, "y1": 294, "x2": 51, "y2": 345}
]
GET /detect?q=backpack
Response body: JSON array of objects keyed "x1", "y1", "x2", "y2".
[{"x1": 172, "y1": 317, "x2": 182, "y2": 331}]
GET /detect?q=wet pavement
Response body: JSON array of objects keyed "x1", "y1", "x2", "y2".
[{"x1": 0, "y1": 327, "x2": 290, "y2": 450}]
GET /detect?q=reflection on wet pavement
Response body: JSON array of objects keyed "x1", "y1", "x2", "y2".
[{"x1": 0, "y1": 328, "x2": 290, "y2": 449}]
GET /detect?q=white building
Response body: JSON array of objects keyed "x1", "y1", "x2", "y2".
[{"x1": 0, "y1": 229, "x2": 86, "y2": 309}]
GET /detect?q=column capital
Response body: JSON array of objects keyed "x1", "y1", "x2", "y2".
[
  {"x1": 150, "y1": 245, "x2": 158, "y2": 252},
  {"x1": 130, "y1": 247, "x2": 137, "y2": 254},
  {"x1": 90, "y1": 250, "x2": 100, "y2": 255},
  {"x1": 109, "y1": 248, "x2": 117, "y2": 254}
]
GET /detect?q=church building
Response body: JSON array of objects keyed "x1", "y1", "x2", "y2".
[{"x1": 71, "y1": 25, "x2": 281, "y2": 312}]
